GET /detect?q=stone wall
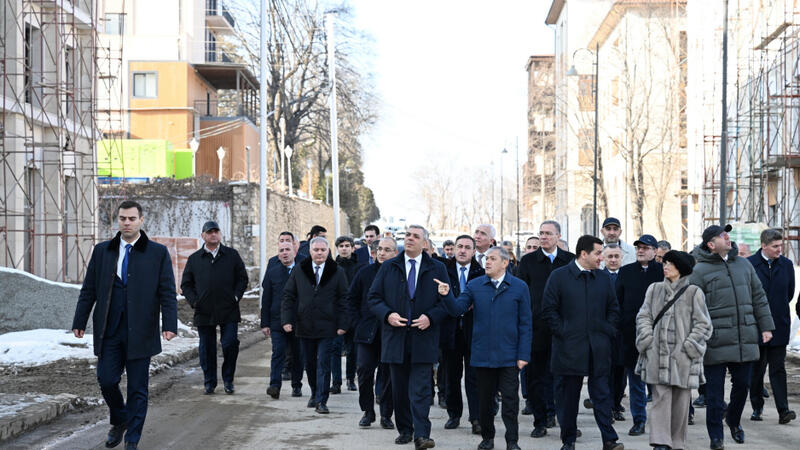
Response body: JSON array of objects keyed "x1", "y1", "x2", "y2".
[{"x1": 98, "y1": 180, "x2": 349, "y2": 287}]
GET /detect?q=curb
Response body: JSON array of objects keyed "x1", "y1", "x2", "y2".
[{"x1": 0, "y1": 329, "x2": 265, "y2": 443}]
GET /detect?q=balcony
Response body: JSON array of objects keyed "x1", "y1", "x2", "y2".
[{"x1": 206, "y1": 0, "x2": 235, "y2": 34}]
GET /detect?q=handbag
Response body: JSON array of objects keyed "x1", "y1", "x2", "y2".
[{"x1": 652, "y1": 285, "x2": 690, "y2": 329}]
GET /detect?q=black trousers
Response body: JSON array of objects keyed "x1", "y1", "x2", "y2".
[
  {"x1": 357, "y1": 340, "x2": 393, "y2": 419},
  {"x1": 527, "y1": 347, "x2": 555, "y2": 427},
  {"x1": 556, "y1": 373, "x2": 618, "y2": 445},
  {"x1": 750, "y1": 345, "x2": 789, "y2": 414},
  {"x1": 391, "y1": 354, "x2": 433, "y2": 439},
  {"x1": 446, "y1": 327, "x2": 479, "y2": 421},
  {"x1": 610, "y1": 364, "x2": 627, "y2": 411},
  {"x1": 477, "y1": 366, "x2": 519, "y2": 444}
]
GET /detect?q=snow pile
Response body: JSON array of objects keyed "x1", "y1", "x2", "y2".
[{"x1": 0, "y1": 319, "x2": 199, "y2": 368}]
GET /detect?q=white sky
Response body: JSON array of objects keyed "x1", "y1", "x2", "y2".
[{"x1": 346, "y1": 1, "x2": 553, "y2": 224}]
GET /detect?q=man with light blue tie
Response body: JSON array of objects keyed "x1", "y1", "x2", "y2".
[
  {"x1": 72, "y1": 200, "x2": 177, "y2": 450},
  {"x1": 368, "y1": 225, "x2": 455, "y2": 449}
]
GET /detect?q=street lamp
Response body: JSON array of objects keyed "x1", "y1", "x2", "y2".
[
  {"x1": 306, "y1": 158, "x2": 313, "y2": 199},
  {"x1": 189, "y1": 138, "x2": 199, "y2": 177},
  {"x1": 216, "y1": 146, "x2": 226, "y2": 182},
  {"x1": 567, "y1": 42, "x2": 599, "y2": 236},
  {"x1": 500, "y1": 148, "x2": 508, "y2": 239},
  {"x1": 284, "y1": 145, "x2": 293, "y2": 196}
]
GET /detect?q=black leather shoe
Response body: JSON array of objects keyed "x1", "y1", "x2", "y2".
[
  {"x1": 750, "y1": 408, "x2": 762, "y2": 421},
  {"x1": 693, "y1": 394, "x2": 706, "y2": 408},
  {"x1": 628, "y1": 421, "x2": 645, "y2": 436},
  {"x1": 478, "y1": 439, "x2": 494, "y2": 449},
  {"x1": 105, "y1": 424, "x2": 126, "y2": 448},
  {"x1": 647, "y1": 392, "x2": 653, "y2": 402},
  {"x1": 521, "y1": 404, "x2": 532, "y2": 415},
  {"x1": 124, "y1": 443, "x2": 137, "y2": 450},
  {"x1": 583, "y1": 398, "x2": 594, "y2": 409},
  {"x1": 359, "y1": 411, "x2": 376, "y2": 427},
  {"x1": 395, "y1": 433, "x2": 413, "y2": 444},
  {"x1": 224, "y1": 382, "x2": 234, "y2": 394},
  {"x1": 728, "y1": 424, "x2": 744, "y2": 443},
  {"x1": 560, "y1": 443, "x2": 575, "y2": 450},
  {"x1": 763, "y1": 387, "x2": 770, "y2": 398},
  {"x1": 779, "y1": 410, "x2": 796, "y2": 424},
  {"x1": 438, "y1": 397, "x2": 447, "y2": 409},
  {"x1": 347, "y1": 379, "x2": 358, "y2": 391},
  {"x1": 471, "y1": 420, "x2": 482, "y2": 435},
  {"x1": 688, "y1": 413, "x2": 695, "y2": 425},
  {"x1": 291, "y1": 387, "x2": 302, "y2": 397},
  {"x1": 204, "y1": 386, "x2": 215, "y2": 395},
  {"x1": 603, "y1": 441, "x2": 624, "y2": 450},
  {"x1": 546, "y1": 415, "x2": 557, "y2": 428},
  {"x1": 267, "y1": 386, "x2": 280, "y2": 399},
  {"x1": 307, "y1": 398, "x2": 317, "y2": 408},
  {"x1": 315, "y1": 403, "x2": 330, "y2": 414},
  {"x1": 444, "y1": 417, "x2": 459, "y2": 429},
  {"x1": 530, "y1": 426, "x2": 547, "y2": 438},
  {"x1": 414, "y1": 437, "x2": 435, "y2": 449},
  {"x1": 331, "y1": 384, "x2": 342, "y2": 394},
  {"x1": 709, "y1": 438, "x2": 724, "y2": 450},
  {"x1": 613, "y1": 410, "x2": 625, "y2": 421},
  {"x1": 381, "y1": 417, "x2": 395, "y2": 429},
  {"x1": 576, "y1": 429, "x2": 582, "y2": 437},
  {"x1": 506, "y1": 442, "x2": 520, "y2": 450}
]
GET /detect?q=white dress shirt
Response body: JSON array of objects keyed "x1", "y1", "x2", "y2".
[
  {"x1": 116, "y1": 234, "x2": 140, "y2": 279},
  {"x1": 203, "y1": 243, "x2": 220, "y2": 259},
  {"x1": 313, "y1": 261, "x2": 325, "y2": 283},
  {"x1": 574, "y1": 259, "x2": 590, "y2": 272},
  {"x1": 404, "y1": 253, "x2": 422, "y2": 286},
  {"x1": 543, "y1": 248, "x2": 558, "y2": 262},
  {"x1": 491, "y1": 273, "x2": 506, "y2": 287}
]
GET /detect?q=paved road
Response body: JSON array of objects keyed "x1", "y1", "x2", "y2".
[{"x1": 8, "y1": 332, "x2": 800, "y2": 449}]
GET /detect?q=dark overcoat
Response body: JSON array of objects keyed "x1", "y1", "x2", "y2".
[
  {"x1": 260, "y1": 261, "x2": 294, "y2": 331},
  {"x1": 181, "y1": 244, "x2": 248, "y2": 327},
  {"x1": 349, "y1": 262, "x2": 382, "y2": 344},
  {"x1": 748, "y1": 250, "x2": 795, "y2": 347},
  {"x1": 541, "y1": 262, "x2": 620, "y2": 377},
  {"x1": 72, "y1": 231, "x2": 178, "y2": 360},
  {"x1": 516, "y1": 248, "x2": 575, "y2": 352},
  {"x1": 440, "y1": 258, "x2": 484, "y2": 350},
  {"x1": 367, "y1": 252, "x2": 455, "y2": 364},
  {"x1": 281, "y1": 256, "x2": 350, "y2": 339}
]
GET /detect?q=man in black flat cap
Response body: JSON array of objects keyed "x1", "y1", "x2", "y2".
[{"x1": 181, "y1": 220, "x2": 249, "y2": 395}]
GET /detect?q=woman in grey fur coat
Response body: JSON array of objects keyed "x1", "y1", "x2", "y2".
[{"x1": 635, "y1": 250, "x2": 713, "y2": 450}]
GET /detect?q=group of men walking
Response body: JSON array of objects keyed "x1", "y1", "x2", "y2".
[{"x1": 71, "y1": 199, "x2": 799, "y2": 450}]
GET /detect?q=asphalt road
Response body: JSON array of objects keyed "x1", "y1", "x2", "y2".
[{"x1": 8, "y1": 332, "x2": 800, "y2": 449}]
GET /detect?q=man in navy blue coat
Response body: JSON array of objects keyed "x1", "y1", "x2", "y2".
[
  {"x1": 439, "y1": 246, "x2": 532, "y2": 450},
  {"x1": 368, "y1": 225, "x2": 455, "y2": 449},
  {"x1": 542, "y1": 235, "x2": 623, "y2": 450},
  {"x1": 72, "y1": 200, "x2": 177, "y2": 450},
  {"x1": 615, "y1": 234, "x2": 664, "y2": 435},
  {"x1": 350, "y1": 237, "x2": 398, "y2": 429},
  {"x1": 261, "y1": 240, "x2": 304, "y2": 399},
  {"x1": 748, "y1": 228, "x2": 797, "y2": 424},
  {"x1": 442, "y1": 235, "x2": 485, "y2": 433}
]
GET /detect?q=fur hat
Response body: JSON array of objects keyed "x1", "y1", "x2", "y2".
[{"x1": 662, "y1": 250, "x2": 695, "y2": 277}]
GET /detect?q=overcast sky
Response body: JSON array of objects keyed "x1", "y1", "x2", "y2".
[{"x1": 345, "y1": 1, "x2": 554, "y2": 224}]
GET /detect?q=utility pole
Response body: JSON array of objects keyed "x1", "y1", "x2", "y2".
[
  {"x1": 719, "y1": 0, "x2": 729, "y2": 226},
  {"x1": 258, "y1": 0, "x2": 268, "y2": 293},
  {"x1": 515, "y1": 137, "x2": 520, "y2": 258},
  {"x1": 326, "y1": 12, "x2": 340, "y2": 237},
  {"x1": 500, "y1": 150, "x2": 504, "y2": 239}
]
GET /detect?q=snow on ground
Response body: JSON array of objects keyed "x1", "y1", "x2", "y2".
[
  {"x1": 0, "y1": 320, "x2": 199, "y2": 368},
  {"x1": 0, "y1": 266, "x2": 81, "y2": 290}
]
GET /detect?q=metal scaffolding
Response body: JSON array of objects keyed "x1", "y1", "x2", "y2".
[
  {"x1": 701, "y1": 0, "x2": 800, "y2": 261},
  {"x1": 1, "y1": 0, "x2": 103, "y2": 282}
]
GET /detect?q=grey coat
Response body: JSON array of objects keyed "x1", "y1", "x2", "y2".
[
  {"x1": 688, "y1": 244, "x2": 775, "y2": 365},
  {"x1": 635, "y1": 276, "x2": 713, "y2": 389}
]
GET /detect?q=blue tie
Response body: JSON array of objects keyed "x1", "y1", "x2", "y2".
[
  {"x1": 492, "y1": 279, "x2": 499, "y2": 289},
  {"x1": 408, "y1": 259, "x2": 416, "y2": 298},
  {"x1": 548, "y1": 253, "x2": 555, "y2": 263},
  {"x1": 459, "y1": 266, "x2": 467, "y2": 293},
  {"x1": 121, "y1": 243, "x2": 132, "y2": 285}
]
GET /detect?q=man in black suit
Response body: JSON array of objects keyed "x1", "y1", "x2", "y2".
[
  {"x1": 516, "y1": 220, "x2": 574, "y2": 438},
  {"x1": 442, "y1": 235, "x2": 485, "y2": 434},
  {"x1": 368, "y1": 225, "x2": 455, "y2": 449},
  {"x1": 542, "y1": 235, "x2": 623, "y2": 450},
  {"x1": 72, "y1": 200, "x2": 177, "y2": 450},
  {"x1": 616, "y1": 234, "x2": 664, "y2": 436},
  {"x1": 355, "y1": 224, "x2": 380, "y2": 265}
]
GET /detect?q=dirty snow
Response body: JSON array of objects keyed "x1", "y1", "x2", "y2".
[{"x1": 0, "y1": 266, "x2": 81, "y2": 290}]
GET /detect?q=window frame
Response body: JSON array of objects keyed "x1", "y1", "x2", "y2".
[{"x1": 131, "y1": 71, "x2": 158, "y2": 99}]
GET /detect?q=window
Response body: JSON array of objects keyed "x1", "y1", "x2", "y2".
[
  {"x1": 104, "y1": 13, "x2": 125, "y2": 35},
  {"x1": 132, "y1": 72, "x2": 157, "y2": 98}
]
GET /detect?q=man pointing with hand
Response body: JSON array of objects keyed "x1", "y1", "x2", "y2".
[
  {"x1": 368, "y1": 224, "x2": 455, "y2": 449},
  {"x1": 439, "y1": 246, "x2": 531, "y2": 450}
]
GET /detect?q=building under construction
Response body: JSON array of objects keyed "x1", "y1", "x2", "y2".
[
  {"x1": 688, "y1": 0, "x2": 800, "y2": 261},
  {"x1": 1, "y1": 0, "x2": 102, "y2": 282}
]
